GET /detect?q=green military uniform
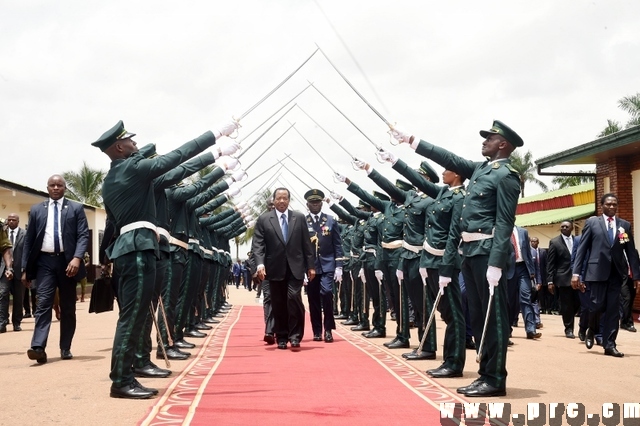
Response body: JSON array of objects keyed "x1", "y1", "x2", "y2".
[
  {"x1": 329, "y1": 205, "x2": 355, "y2": 319},
  {"x1": 94, "y1": 121, "x2": 219, "y2": 395},
  {"x1": 414, "y1": 120, "x2": 522, "y2": 393}
]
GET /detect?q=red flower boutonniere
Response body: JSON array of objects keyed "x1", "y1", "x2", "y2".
[
  {"x1": 321, "y1": 225, "x2": 330, "y2": 236},
  {"x1": 618, "y1": 227, "x2": 629, "y2": 244}
]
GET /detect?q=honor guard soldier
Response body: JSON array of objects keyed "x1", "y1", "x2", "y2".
[{"x1": 392, "y1": 119, "x2": 523, "y2": 397}]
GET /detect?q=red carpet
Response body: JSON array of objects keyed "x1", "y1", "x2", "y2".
[{"x1": 140, "y1": 306, "x2": 463, "y2": 425}]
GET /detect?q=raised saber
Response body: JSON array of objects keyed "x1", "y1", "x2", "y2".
[
  {"x1": 237, "y1": 105, "x2": 296, "y2": 159},
  {"x1": 290, "y1": 123, "x2": 337, "y2": 174},
  {"x1": 243, "y1": 122, "x2": 296, "y2": 171},
  {"x1": 235, "y1": 48, "x2": 318, "y2": 122},
  {"x1": 242, "y1": 155, "x2": 290, "y2": 188},
  {"x1": 284, "y1": 155, "x2": 332, "y2": 192},
  {"x1": 294, "y1": 104, "x2": 357, "y2": 159},
  {"x1": 316, "y1": 45, "x2": 393, "y2": 129}
]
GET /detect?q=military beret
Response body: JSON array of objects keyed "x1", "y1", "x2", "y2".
[
  {"x1": 304, "y1": 189, "x2": 324, "y2": 202},
  {"x1": 91, "y1": 120, "x2": 136, "y2": 152},
  {"x1": 417, "y1": 161, "x2": 440, "y2": 183},
  {"x1": 479, "y1": 120, "x2": 524, "y2": 148},
  {"x1": 395, "y1": 179, "x2": 414, "y2": 192},
  {"x1": 372, "y1": 190, "x2": 390, "y2": 201},
  {"x1": 357, "y1": 199, "x2": 371, "y2": 210}
]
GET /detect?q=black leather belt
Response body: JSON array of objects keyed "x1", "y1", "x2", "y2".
[{"x1": 41, "y1": 251, "x2": 64, "y2": 256}]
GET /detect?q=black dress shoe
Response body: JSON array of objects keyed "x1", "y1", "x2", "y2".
[
  {"x1": 405, "y1": 350, "x2": 435, "y2": 360},
  {"x1": 464, "y1": 382, "x2": 506, "y2": 397},
  {"x1": 386, "y1": 339, "x2": 410, "y2": 349},
  {"x1": 159, "y1": 348, "x2": 190, "y2": 360},
  {"x1": 383, "y1": 337, "x2": 399, "y2": 348},
  {"x1": 133, "y1": 379, "x2": 159, "y2": 395},
  {"x1": 341, "y1": 319, "x2": 358, "y2": 326},
  {"x1": 174, "y1": 339, "x2": 196, "y2": 349},
  {"x1": 134, "y1": 363, "x2": 172, "y2": 378},
  {"x1": 565, "y1": 330, "x2": 575, "y2": 339},
  {"x1": 13, "y1": 325, "x2": 22, "y2": 332},
  {"x1": 578, "y1": 330, "x2": 586, "y2": 342},
  {"x1": 526, "y1": 332, "x2": 542, "y2": 339},
  {"x1": 290, "y1": 340, "x2": 301, "y2": 348},
  {"x1": 363, "y1": 329, "x2": 386, "y2": 338},
  {"x1": 334, "y1": 314, "x2": 347, "y2": 320},
  {"x1": 0, "y1": 325, "x2": 6, "y2": 333},
  {"x1": 24, "y1": 313, "x2": 32, "y2": 318},
  {"x1": 428, "y1": 366, "x2": 463, "y2": 378},
  {"x1": 621, "y1": 323, "x2": 637, "y2": 332},
  {"x1": 313, "y1": 334, "x2": 322, "y2": 341},
  {"x1": 507, "y1": 340, "x2": 514, "y2": 346},
  {"x1": 184, "y1": 329, "x2": 206, "y2": 338},
  {"x1": 351, "y1": 324, "x2": 370, "y2": 332},
  {"x1": 194, "y1": 322, "x2": 212, "y2": 331},
  {"x1": 585, "y1": 328, "x2": 594, "y2": 349},
  {"x1": 604, "y1": 347, "x2": 624, "y2": 357},
  {"x1": 110, "y1": 382, "x2": 155, "y2": 399},
  {"x1": 264, "y1": 334, "x2": 275, "y2": 345},
  {"x1": 466, "y1": 340, "x2": 476, "y2": 350},
  {"x1": 203, "y1": 317, "x2": 220, "y2": 324},
  {"x1": 456, "y1": 379, "x2": 483, "y2": 394},
  {"x1": 277, "y1": 341, "x2": 287, "y2": 349},
  {"x1": 61, "y1": 349, "x2": 73, "y2": 360},
  {"x1": 324, "y1": 331, "x2": 333, "y2": 343},
  {"x1": 27, "y1": 347, "x2": 47, "y2": 364}
]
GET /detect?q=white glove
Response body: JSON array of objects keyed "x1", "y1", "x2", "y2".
[
  {"x1": 231, "y1": 169, "x2": 248, "y2": 182},
  {"x1": 334, "y1": 267, "x2": 343, "y2": 283},
  {"x1": 213, "y1": 140, "x2": 241, "y2": 158},
  {"x1": 334, "y1": 172, "x2": 347, "y2": 183},
  {"x1": 304, "y1": 273, "x2": 308, "y2": 285},
  {"x1": 213, "y1": 120, "x2": 240, "y2": 139},
  {"x1": 486, "y1": 266, "x2": 502, "y2": 296},
  {"x1": 225, "y1": 184, "x2": 241, "y2": 198},
  {"x1": 375, "y1": 270, "x2": 383, "y2": 282},
  {"x1": 235, "y1": 201, "x2": 248, "y2": 210},
  {"x1": 329, "y1": 190, "x2": 343, "y2": 201},
  {"x1": 244, "y1": 215, "x2": 254, "y2": 223},
  {"x1": 419, "y1": 267, "x2": 428, "y2": 282},
  {"x1": 246, "y1": 219, "x2": 256, "y2": 228},
  {"x1": 396, "y1": 269, "x2": 404, "y2": 281},
  {"x1": 218, "y1": 156, "x2": 240, "y2": 171},
  {"x1": 378, "y1": 149, "x2": 397, "y2": 164},
  {"x1": 439, "y1": 276, "x2": 451, "y2": 295},
  {"x1": 389, "y1": 125, "x2": 413, "y2": 144},
  {"x1": 353, "y1": 159, "x2": 368, "y2": 171},
  {"x1": 325, "y1": 197, "x2": 334, "y2": 207},
  {"x1": 358, "y1": 267, "x2": 366, "y2": 284}
]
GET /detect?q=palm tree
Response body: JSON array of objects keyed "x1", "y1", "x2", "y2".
[
  {"x1": 597, "y1": 119, "x2": 622, "y2": 138},
  {"x1": 63, "y1": 161, "x2": 106, "y2": 206},
  {"x1": 509, "y1": 150, "x2": 548, "y2": 197},
  {"x1": 551, "y1": 172, "x2": 595, "y2": 189},
  {"x1": 618, "y1": 92, "x2": 640, "y2": 128},
  {"x1": 233, "y1": 188, "x2": 273, "y2": 258}
]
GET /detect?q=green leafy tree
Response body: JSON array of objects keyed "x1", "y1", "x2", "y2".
[
  {"x1": 62, "y1": 161, "x2": 106, "y2": 207},
  {"x1": 598, "y1": 92, "x2": 640, "y2": 136},
  {"x1": 233, "y1": 188, "x2": 273, "y2": 258},
  {"x1": 509, "y1": 150, "x2": 548, "y2": 198},
  {"x1": 597, "y1": 119, "x2": 622, "y2": 138},
  {"x1": 551, "y1": 172, "x2": 595, "y2": 189}
]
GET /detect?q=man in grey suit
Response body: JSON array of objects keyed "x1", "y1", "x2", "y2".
[
  {"x1": 547, "y1": 221, "x2": 580, "y2": 339},
  {"x1": 21, "y1": 175, "x2": 89, "y2": 364},
  {"x1": 0, "y1": 214, "x2": 25, "y2": 332},
  {"x1": 571, "y1": 193, "x2": 640, "y2": 357},
  {"x1": 252, "y1": 187, "x2": 315, "y2": 350}
]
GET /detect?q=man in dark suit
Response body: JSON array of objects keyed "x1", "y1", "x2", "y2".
[
  {"x1": 0, "y1": 220, "x2": 15, "y2": 333},
  {"x1": 21, "y1": 175, "x2": 89, "y2": 364},
  {"x1": 252, "y1": 187, "x2": 315, "y2": 350},
  {"x1": 304, "y1": 189, "x2": 343, "y2": 343},
  {"x1": 547, "y1": 221, "x2": 581, "y2": 339},
  {"x1": 1, "y1": 214, "x2": 24, "y2": 332},
  {"x1": 506, "y1": 226, "x2": 539, "y2": 339},
  {"x1": 529, "y1": 236, "x2": 547, "y2": 329},
  {"x1": 571, "y1": 193, "x2": 640, "y2": 357}
]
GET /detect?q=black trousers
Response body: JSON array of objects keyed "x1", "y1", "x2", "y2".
[
  {"x1": 159, "y1": 248, "x2": 186, "y2": 347},
  {"x1": 338, "y1": 269, "x2": 352, "y2": 317},
  {"x1": 588, "y1": 268, "x2": 623, "y2": 350},
  {"x1": 175, "y1": 252, "x2": 202, "y2": 340},
  {"x1": 31, "y1": 253, "x2": 77, "y2": 351},
  {"x1": 262, "y1": 280, "x2": 274, "y2": 335},
  {"x1": 404, "y1": 257, "x2": 431, "y2": 348},
  {"x1": 0, "y1": 275, "x2": 24, "y2": 326},
  {"x1": 619, "y1": 275, "x2": 636, "y2": 326},
  {"x1": 558, "y1": 286, "x2": 581, "y2": 332},
  {"x1": 307, "y1": 271, "x2": 336, "y2": 335},
  {"x1": 270, "y1": 264, "x2": 305, "y2": 343},
  {"x1": 363, "y1": 265, "x2": 385, "y2": 331}
]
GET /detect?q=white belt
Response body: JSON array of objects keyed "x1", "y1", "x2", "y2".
[
  {"x1": 422, "y1": 240, "x2": 445, "y2": 256},
  {"x1": 188, "y1": 238, "x2": 200, "y2": 245},
  {"x1": 157, "y1": 227, "x2": 170, "y2": 241},
  {"x1": 203, "y1": 248, "x2": 214, "y2": 256},
  {"x1": 381, "y1": 240, "x2": 403, "y2": 250},
  {"x1": 121, "y1": 221, "x2": 157, "y2": 235},
  {"x1": 461, "y1": 230, "x2": 494, "y2": 242},
  {"x1": 402, "y1": 241, "x2": 423, "y2": 254},
  {"x1": 363, "y1": 248, "x2": 376, "y2": 253},
  {"x1": 169, "y1": 237, "x2": 188, "y2": 249}
]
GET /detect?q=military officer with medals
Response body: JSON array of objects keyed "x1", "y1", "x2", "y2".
[{"x1": 392, "y1": 120, "x2": 523, "y2": 397}]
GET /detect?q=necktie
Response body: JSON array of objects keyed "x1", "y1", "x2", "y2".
[
  {"x1": 281, "y1": 213, "x2": 288, "y2": 243},
  {"x1": 566, "y1": 236, "x2": 573, "y2": 252},
  {"x1": 608, "y1": 217, "x2": 614, "y2": 244},
  {"x1": 511, "y1": 232, "x2": 520, "y2": 261},
  {"x1": 53, "y1": 200, "x2": 61, "y2": 253},
  {"x1": 314, "y1": 215, "x2": 319, "y2": 223},
  {"x1": 10, "y1": 230, "x2": 14, "y2": 246}
]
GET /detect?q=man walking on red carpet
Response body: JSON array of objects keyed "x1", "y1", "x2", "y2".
[{"x1": 252, "y1": 187, "x2": 315, "y2": 350}]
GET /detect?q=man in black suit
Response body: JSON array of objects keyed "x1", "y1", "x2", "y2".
[
  {"x1": 571, "y1": 193, "x2": 640, "y2": 357},
  {"x1": 529, "y1": 236, "x2": 547, "y2": 329},
  {"x1": 1, "y1": 214, "x2": 24, "y2": 332},
  {"x1": 252, "y1": 187, "x2": 315, "y2": 350},
  {"x1": 506, "y1": 226, "x2": 539, "y2": 339},
  {"x1": 21, "y1": 175, "x2": 90, "y2": 364},
  {"x1": 547, "y1": 221, "x2": 580, "y2": 339}
]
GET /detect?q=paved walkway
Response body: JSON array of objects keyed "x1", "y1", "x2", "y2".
[{"x1": 0, "y1": 285, "x2": 638, "y2": 425}]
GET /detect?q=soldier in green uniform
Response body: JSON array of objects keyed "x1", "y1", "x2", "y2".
[
  {"x1": 392, "y1": 120, "x2": 522, "y2": 397},
  {"x1": 327, "y1": 204, "x2": 356, "y2": 321},
  {"x1": 93, "y1": 119, "x2": 237, "y2": 399}
]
